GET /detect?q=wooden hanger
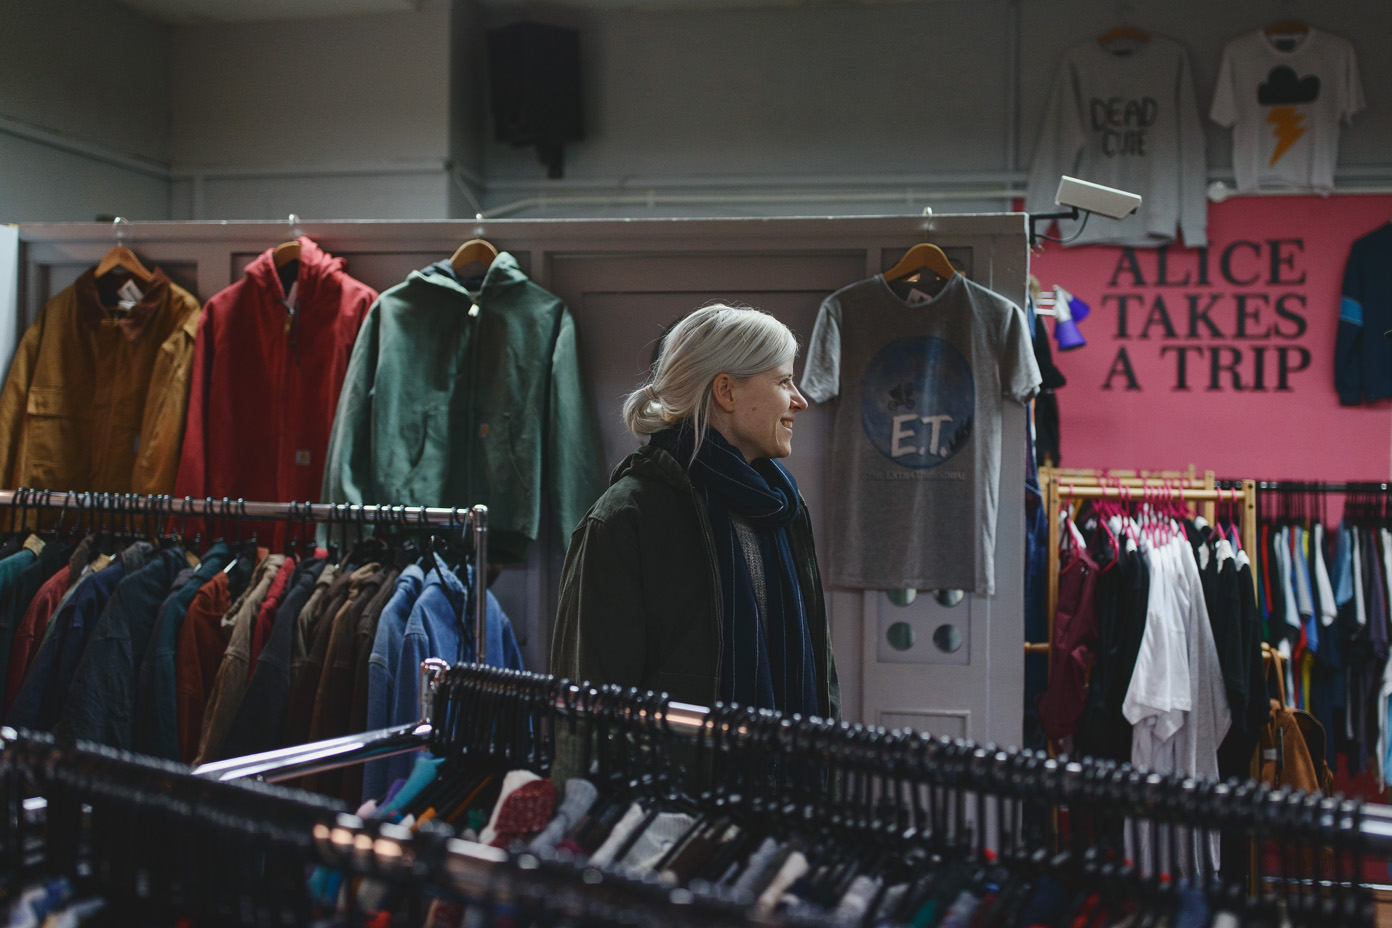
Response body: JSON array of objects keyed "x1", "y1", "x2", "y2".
[
  {"x1": 272, "y1": 239, "x2": 301, "y2": 268},
  {"x1": 1264, "y1": 19, "x2": 1309, "y2": 36},
  {"x1": 450, "y1": 238, "x2": 498, "y2": 271},
  {"x1": 883, "y1": 242, "x2": 956, "y2": 283},
  {"x1": 94, "y1": 246, "x2": 155, "y2": 283},
  {"x1": 1097, "y1": 25, "x2": 1151, "y2": 46}
]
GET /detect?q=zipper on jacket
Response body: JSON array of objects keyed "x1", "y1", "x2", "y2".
[
  {"x1": 464, "y1": 288, "x2": 483, "y2": 496},
  {"x1": 279, "y1": 296, "x2": 299, "y2": 359}
]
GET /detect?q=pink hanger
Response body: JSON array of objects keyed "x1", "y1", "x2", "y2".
[{"x1": 1234, "y1": 487, "x2": 1245, "y2": 550}]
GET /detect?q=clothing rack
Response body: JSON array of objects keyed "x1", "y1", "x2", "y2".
[
  {"x1": 0, "y1": 487, "x2": 492, "y2": 669},
  {"x1": 0, "y1": 729, "x2": 784, "y2": 928},
  {"x1": 10, "y1": 665, "x2": 1392, "y2": 926},
  {"x1": 1029, "y1": 468, "x2": 1258, "y2": 660},
  {"x1": 194, "y1": 658, "x2": 713, "y2": 784},
  {"x1": 196, "y1": 660, "x2": 1392, "y2": 865}
]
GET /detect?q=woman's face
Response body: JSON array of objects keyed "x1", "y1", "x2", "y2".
[{"x1": 720, "y1": 360, "x2": 808, "y2": 461}]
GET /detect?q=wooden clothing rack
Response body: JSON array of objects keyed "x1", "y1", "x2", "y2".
[{"x1": 1028, "y1": 467, "x2": 1258, "y2": 663}]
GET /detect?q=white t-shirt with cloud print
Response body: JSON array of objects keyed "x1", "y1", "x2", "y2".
[{"x1": 1210, "y1": 28, "x2": 1365, "y2": 193}]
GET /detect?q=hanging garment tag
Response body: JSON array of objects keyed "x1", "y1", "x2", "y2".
[
  {"x1": 91, "y1": 554, "x2": 113, "y2": 573},
  {"x1": 185, "y1": 550, "x2": 201, "y2": 569},
  {"x1": 117, "y1": 279, "x2": 144, "y2": 304},
  {"x1": 907, "y1": 288, "x2": 932, "y2": 306},
  {"x1": 283, "y1": 282, "x2": 300, "y2": 334},
  {"x1": 22, "y1": 534, "x2": 45, "y2": 557},
  {"x1": 469, "y1": 302, "x2": 480, "y2": 317}
]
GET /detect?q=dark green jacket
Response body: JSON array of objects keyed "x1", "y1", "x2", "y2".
[
  {"x1": 551, "y1": 441, "x2": 840, "y2": 720},
  {"x1": 321, "y1": 254, "x2": 606, "y2": 561}
]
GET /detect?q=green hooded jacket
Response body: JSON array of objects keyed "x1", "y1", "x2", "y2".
[{"x1": 321, "y1": 254, "x2": 606, "y2": 561}]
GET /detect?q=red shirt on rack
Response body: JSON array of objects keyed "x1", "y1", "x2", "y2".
[{"x1": 173, "y1": 238, "x2": 375, "y2": 544}]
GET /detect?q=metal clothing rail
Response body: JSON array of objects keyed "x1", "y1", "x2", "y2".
[
  {"x1": 195, "y1": 658, "x2": 712, "y2": 784},
  {"x1": 1218, "y1": 480, "x2": 1392, "y2": 494},
  {"x1": 195, "y1": 660, "x2": 1392, "y2": 860},
  {"x1": 0, "y1": 488, "x2": 491, "y2": 671}
]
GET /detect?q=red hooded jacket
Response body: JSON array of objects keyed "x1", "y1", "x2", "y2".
[{"x1": 174, "y1": 238, "x2": 375, "y2": 534}]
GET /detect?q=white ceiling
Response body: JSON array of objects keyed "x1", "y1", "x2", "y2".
[{"x1": 115, "y1": 0, "x2": 884, "y2": 24}]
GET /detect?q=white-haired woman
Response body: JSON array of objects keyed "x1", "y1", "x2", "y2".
[{"x1": 551, "y1": 304, "x2": 839, "y2": 720}]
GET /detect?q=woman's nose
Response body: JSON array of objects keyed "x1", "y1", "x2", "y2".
[{"x1": 790, "y1": 383, "x2": 808, "y2": 412}]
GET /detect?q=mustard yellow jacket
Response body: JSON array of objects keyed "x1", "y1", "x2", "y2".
[{"x1": 0, "y1": 269, "x2": 201, "y2": 494}]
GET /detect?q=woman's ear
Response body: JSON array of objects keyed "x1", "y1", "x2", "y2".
[{"x1": 711, "y1": 373, "x2": 738, "y2": 413}]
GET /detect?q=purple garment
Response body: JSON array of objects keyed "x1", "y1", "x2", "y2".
[
  {"x1": 1368, "y1": 531, "x2": 1389, "y2": 660},
  {"x1": 1037, "y1": 539, "x2": 1100, "y2": 747},
  {"x1": 380, "y1": 777, "x2": 407, "y2": 807}
]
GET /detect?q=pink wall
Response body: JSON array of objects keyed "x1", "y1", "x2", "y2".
[{"x1": 1029, "y1": 195, "x2": 1392, "y2": 481}]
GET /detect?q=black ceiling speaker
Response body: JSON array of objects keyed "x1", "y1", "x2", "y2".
[{"x1": 487, "y1": 22, "x2": 584, "y2": 179}]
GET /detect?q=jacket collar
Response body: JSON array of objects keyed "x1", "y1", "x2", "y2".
[
  {"x1": 76, "y1": 267, "x2": 172, "y2": 342},
  {"x1": 413, "y1": 251, "x2": 527, "y2": 301},
  {"x1": 243, "y1": 236, "x2": 345, "y2": 301},
  {"x1": 610, "y1": 441, "x2": 694, "y2": 491}
]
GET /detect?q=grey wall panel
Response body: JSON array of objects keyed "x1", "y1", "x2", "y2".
[
  {"x1": 169, "y1": 2, "x2": 451, "y2": 170},
  {"x1": 0, "y1": 0, "x2": 171, "y2": 165},
  {"x1": 483, "y1": 1, "x2": 1015, "y2": 184}
]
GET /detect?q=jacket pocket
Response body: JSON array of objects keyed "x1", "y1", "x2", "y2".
[
  {"x1": 23, "y1": 388, "x2": 89, "y2": 483},
  {"x1": 392, "y1": 408, "x2": 447, "y2": 498},
  {"x1": 481, "y1": 412, "x2": 525, "y2": 502}
]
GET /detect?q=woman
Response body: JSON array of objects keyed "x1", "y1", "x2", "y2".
[{"x1": 552, "y1": 303, "x2": 839, "y2": 720}]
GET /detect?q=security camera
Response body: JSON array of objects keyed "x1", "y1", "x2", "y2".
[{"x1": 1055, "y1": 176, "x2": 1142, "y2": 221}]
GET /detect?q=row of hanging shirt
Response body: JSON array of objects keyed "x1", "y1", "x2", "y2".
[
  {"x1": 1037, "y1": 499, "x2": 1268, "y2": 876},
  {"x1": 0, "y1": 524, "x2": 523, "y2": 806},
  {"x1": 308, "y1": 755, "x2": 1261, "y2": 928},
  {"x1": 1259, "y1": 515, "x2": 1392, "y2": 787}
]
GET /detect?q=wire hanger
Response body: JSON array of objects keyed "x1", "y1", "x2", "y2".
[
  {"x1": 449, "y1": 237, "x2": 498, "y2": 272},
  {"x1": 272, "y1": 213, "x2": 303, "y2": 268},
  {"x1": 95, "y1": 217, "x2": 155, "y2": 283}
]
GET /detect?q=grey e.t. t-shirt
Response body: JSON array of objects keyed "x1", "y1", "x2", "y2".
[{"x1": 800, "y1": 272, "x2": 1041, "y2": 594}]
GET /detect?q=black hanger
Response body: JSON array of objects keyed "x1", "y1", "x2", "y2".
[
  {"x1": 233, "y1": 498, "x2": 250, "y2": 547},
  {"x1": 119, "y1": 492, "x2": 136, "y2": 543},
  {"x1": 283, "y1": 500, "x2": 300, "y2": 559},
  {"x1": 341, "y1": 504, "x2": 389, "y2": 570},
  {"x1": 53, "y1": 490, "x2": 77, "y2": 543},
  {"x1": 15, "y1": 487, "x2": 36, "y2": 541}
]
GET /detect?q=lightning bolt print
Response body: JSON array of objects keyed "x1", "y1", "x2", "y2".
[{"x1": 1266, "y1": 106, "x2": 1307, "y2": 167}]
